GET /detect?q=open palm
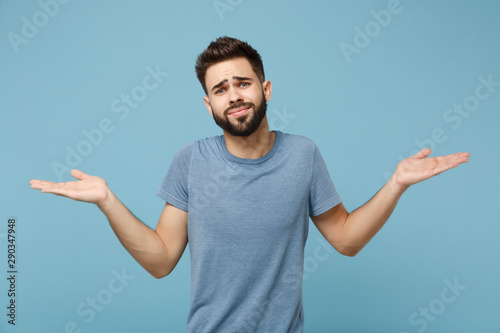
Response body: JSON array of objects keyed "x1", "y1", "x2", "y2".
[
  {"x1": 394, "y1": 148, "x2": 470, "y2": 188},
  {"x1": 30, "y1": 169, "x2": 109, "y2": 206}
]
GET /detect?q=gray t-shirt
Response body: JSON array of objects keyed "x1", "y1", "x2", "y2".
[{"x1": 156, "y1": 130, "x2": 341, "y2": 332}]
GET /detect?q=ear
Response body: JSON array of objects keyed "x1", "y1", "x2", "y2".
[
  {"x1": 203, "y1": 96, "x2": 213, "y2": 116},
  {"x1": 262, "y1": 80, "x2": 272, "y2": 102}
]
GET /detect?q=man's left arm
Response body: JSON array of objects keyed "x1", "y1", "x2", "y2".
[{"x1": 311, "y1": 148, "x2": 470, "y2": 257}]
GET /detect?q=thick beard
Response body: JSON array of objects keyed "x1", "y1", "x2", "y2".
[{"x1": 211, "y1": 91, "x2": 267, "y2": 137}]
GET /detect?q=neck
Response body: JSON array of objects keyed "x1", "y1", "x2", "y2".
[{"x1": 223, "y1": 116, "x2": 275, "y2": 159}]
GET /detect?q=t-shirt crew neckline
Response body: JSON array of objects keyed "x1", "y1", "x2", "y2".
[{"x1": 216, "y1": 130, "x2": 283, "y2": 165}]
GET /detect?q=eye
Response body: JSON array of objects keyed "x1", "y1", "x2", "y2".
[
  {"x1": 215, "y1": 88, "x2": 225, "y2": 95},
  {"x1": 240, "y1": 82, "x2": 250, "y2": 88}
]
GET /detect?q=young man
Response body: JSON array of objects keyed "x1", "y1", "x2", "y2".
[{"x1": 30, "y1": 36, "x2": 470, "y2": 332}]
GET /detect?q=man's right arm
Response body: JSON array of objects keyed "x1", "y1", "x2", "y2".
[
  {"x1": 99, "y1": 191, "x2": 187, "y2": 279},
  {"x1": 30, "y1": 169, "x2": 188, "y2": 279}
]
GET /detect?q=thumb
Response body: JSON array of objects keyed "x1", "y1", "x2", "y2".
[
  {"x1": 413, "y1": 148, "x2": 432, "y2": 159},
  {"x1": 70, "y1": 169, "x2": 91, "y2": 181}
]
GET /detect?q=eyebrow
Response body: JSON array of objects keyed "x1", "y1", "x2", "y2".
[{"x1": 210, "y1": 76, "x2": 253, "y2": 92}]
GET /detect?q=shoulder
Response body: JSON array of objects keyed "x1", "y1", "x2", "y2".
[
  {"x1": 173, "y1": 135, "x2": 221, "y2": 159},
  {"x1": 278, "y1": 131, "x2": 317, "y2": 152}
]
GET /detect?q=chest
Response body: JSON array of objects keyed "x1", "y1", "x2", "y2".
[{"x1": 186, "y1": 154, "x2": 312, "y2": 247}]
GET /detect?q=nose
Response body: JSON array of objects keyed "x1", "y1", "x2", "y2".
[{"x1": 228, "y1": 87, "x2": 243, "y2": 105}]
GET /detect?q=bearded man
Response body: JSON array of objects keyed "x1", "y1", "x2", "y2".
[{"x1": 31, "y1": 36, "x2": 470, "y2": 332}]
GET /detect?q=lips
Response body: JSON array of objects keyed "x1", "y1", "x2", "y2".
[{"x1": 228, "y1": 107, "x2": 249, "y2": 117}]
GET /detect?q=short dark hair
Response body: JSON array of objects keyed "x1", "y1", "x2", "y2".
[{"x1": 195, "y1": 36, "x2": 265, "y2": 95}]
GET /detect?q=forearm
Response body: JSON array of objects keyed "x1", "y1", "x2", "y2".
[
  {"x1": 97, "y1": 189, "x2": 169, "y2": 277},
  {"x1": 341, "y1": 174, "x2": 408, "y2": 256}
]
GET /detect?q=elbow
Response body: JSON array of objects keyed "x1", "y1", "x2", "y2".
[
  {"x1": 323, "y1": 233, "x2": 362, "y2": 257},
  {"x1": 148, "y1": 265, "x2": 173, "y2": 279},
  {"x1": 327, "y1": 238, "x2": 362, "y2": 257},
  {"x1": 339, "y1": 245, "x2": 361, "y2": 257},
  {"x1": 151, "y1": 272, "x2": 168, "y2": 279},
  {"x1": 341, "y1": 250, "x2": 359, "y2": 257}
]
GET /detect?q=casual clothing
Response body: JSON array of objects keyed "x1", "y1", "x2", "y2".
[{"x1": 156, "y1": 130, "x2": 341, "y2": 332}]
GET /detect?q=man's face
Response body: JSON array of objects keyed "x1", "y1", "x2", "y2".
[{"x1": 203, "y1": 57, "x2": 272, "y2": 137}]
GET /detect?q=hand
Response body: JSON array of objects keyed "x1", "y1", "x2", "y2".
[
  {"x1": 393, "y1": 148, "x2": 470, "y2": 188},
  {"x1": 30, "y1": 169, "x2": 110, "y2": 206}
]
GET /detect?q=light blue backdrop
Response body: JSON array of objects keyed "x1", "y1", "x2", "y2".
[{"x1": 1, "y1": 0, "x2": 499, "y2": 332}]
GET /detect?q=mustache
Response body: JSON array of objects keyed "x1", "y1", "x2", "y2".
[{"x1": 224, "y1": 102, "x2": 255, "y2": 116}]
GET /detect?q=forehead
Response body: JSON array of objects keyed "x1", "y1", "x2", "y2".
[{"x1": 205, "y1": 57, "x2": 257, "y2": 86}]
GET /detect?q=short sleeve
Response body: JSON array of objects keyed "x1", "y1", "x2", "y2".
[
  {"x1": 156, "y1": 143, "x2": 193, "y2": 212},
  {"x1": 309, "y1": 146, "x2": 342, "y2": 217}
]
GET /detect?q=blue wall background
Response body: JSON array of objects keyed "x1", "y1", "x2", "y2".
[{"x1": 1, "y1": 0, "x2": 499, "y2": 332}]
